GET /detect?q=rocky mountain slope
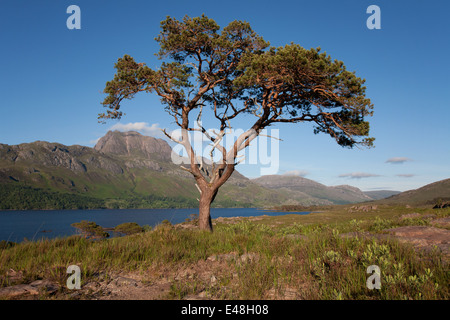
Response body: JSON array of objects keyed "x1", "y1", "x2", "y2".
[
  {"x1": 0, "y1": 131, "x2": 400, "y2": 209},
  {"x1": 94, "y1": 130, "x2": 172, "y2": 161},
  {"x1": 0, "y1": 131, "x2": 290, "y2": 209},
  {"x1": 251, "y1": 175, "x2": 374, "y2": 205}
]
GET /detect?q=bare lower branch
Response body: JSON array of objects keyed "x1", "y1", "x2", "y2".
[
  {"x1": 235, "y1": 156, "x2": 246, "y2": 166},
  {"x1": 195, "y1": 183, "x2": 202, "y2": 195},
  {"x1": 161, "y1": 128, "x2": 182, "y2": 144},
  {"x1": 180, "y1": 165, "x2": 193, "y2": 174},
  {"x1": 258, "y1": 133, "x2": 283, "y2": 141}
]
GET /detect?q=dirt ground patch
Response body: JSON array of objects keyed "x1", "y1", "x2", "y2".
[
  {"x1": 0, "y1": 253, "x2": 245, "y2": 300},
  {"x1": 382, "y1": 226, "x2": 449, "y2": 259}
]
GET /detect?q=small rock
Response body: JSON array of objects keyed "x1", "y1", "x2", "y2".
[
  {"x1": 349, "y1": 205, "x2": 378, "y2": 213},
  {"x1": 29, "y1": 279, "x2": 59, "y2": 294},
  {"x1": 207, "y1": 253, "x2": 238, "y2": 262},
  {"x1": 83, "y1": 281, "x2": 101, "y2": 292},
  {"x1": 433, "y1": 202, "x2": 450, "y2": 209},
  {"x1": 183, "y1": 291, "x2": 208, "y2": 300},
  {"x1": 6, "y1": 269, "x2": 23, "y2": 282},
  {"x1": 0, "y1": 284, "x2": 35, "y2": 298},
  {"x1": 206, "y1": 252, "x2": 259, "y2": 264},
  {"x1": 239, "y1": 253, "x2": 259, "y2": 263},
  {"x1": 175, "y1": 270, "x2": 191, "y2": 280},
  {"x1": 266, "y1": 286, "x2": 298, "y2": 300},
  {"x1": 113, "y1": 276, "x2": 139, "y2": 287},
  {"x1": 0, "y1": 279, "x2": 60, "y2": 299},
  {"x1": 68, "y1": 291, "x2": 83, "y2": 299}
]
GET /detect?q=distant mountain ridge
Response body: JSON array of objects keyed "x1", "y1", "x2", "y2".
[
  {"x1": 363, "y1": 190, "x2": 402, "y2": 201},
  {"x1": 374, "y1": 178, "x2": 450, "y2": 206},
  {"x1": 251, "y1": 175, "x2": 374, "y2": 205},
  {"x1": 0, "y1": 131, "x2": 407, "y2": 210}
]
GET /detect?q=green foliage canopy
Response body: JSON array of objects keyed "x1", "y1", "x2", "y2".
[
  {"x1": 114, "y1": 222, "x2": 145, "y2": 235},
  {"x1": 71, "y1": 220, "x2": 110, "y2": 239},
  {"x1": 99, "y1": 14, "x2": 374, "y2": 149},
  {"x1": 235, "y1": 44, "x2": 374, "y2": 147}
]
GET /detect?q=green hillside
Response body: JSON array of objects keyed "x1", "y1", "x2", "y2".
[
  {"x1": 375, "y1": 178, "x2": 450, "y2": 206},
  {"x1": 0, "y1": 132, "x2": 290, "y2": 209},
  {"x1": 251, "y1": 175, "x2": 374, "y2": 205},
  {"x1": 0, "y1": 130, "x2": 422, "y2": 210}
]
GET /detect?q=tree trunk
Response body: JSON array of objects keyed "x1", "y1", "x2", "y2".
[{"x1": 198, "y1": 188, "x2": 217, "y2": 232}]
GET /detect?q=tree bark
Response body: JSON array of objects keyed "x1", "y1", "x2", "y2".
[{"x1": 198, "y1": 188, "x2": 218, "y2": 232}]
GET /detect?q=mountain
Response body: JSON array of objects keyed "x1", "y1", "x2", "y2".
[
  {"x1": 251, "y1": 175, "x2": 374, "y2": 205},
  {"x1": 363, "y1": 190, "x2": 401, "y2": 200},
  {"x1": 374, "y1": 178, "x2": 450, "y2": 206},
  {"x1": 0, "y1": 130, "x2": 408, "y2": 210},
  {"x1": 94, "y1": 130, "x2": 172, "y2": 161},
  {"x1": 0, "y1": 131, "x2": 298, "y2": 209}
]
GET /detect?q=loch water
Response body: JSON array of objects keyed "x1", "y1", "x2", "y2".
[{"x1": 0, "y1": 207, "x2": 309, "y2": 243}]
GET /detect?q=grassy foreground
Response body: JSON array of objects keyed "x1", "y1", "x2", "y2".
[{"x1": 0, "y1": 205, "x2": 448, "y2": 300}]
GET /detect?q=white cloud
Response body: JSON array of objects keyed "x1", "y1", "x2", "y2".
[
  {"x1": 89, "y1": 137, "x2": 101, "y2": 145},
  {"x1": 386, "y1": 157, "x2": 412, "y2": 164},
  {"x1": 108, "y1": 122, "x2": 209, "y2": 144},
  {"x1": 88, "y1": 122, "x2": 166, "y2": 147},
  {"x1": 109, "y1": 122, "x2": 163, "y2": 138},
  {"x1": 396, "y1": 174, "x2": 415, "y2": 178},
  {"x1": 283, "y1": 170, "x2": 309, "y2": 177},
  {"x1": 339, "y1": 172, "x2": 381, "y2": 179}
]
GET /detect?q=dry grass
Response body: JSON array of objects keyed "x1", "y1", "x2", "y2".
[{"x1": 1, "y1": 205, "x2": 448, "y2": 300}]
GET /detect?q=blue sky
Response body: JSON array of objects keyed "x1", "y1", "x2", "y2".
[{"x1": 0, "y1": 0, "x2": 449, "y2": 192}]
